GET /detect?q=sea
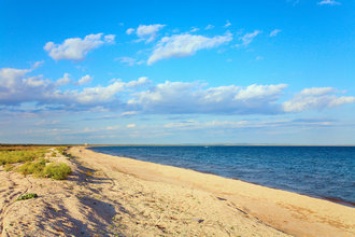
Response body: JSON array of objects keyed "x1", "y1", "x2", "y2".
[{"x1": 90, "y1": 145, "x2": 355, "y2": 206}]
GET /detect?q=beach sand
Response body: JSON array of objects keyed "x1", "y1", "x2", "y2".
[{"x1": 0, "y1": 146, "x2": 354, "y2": 236}]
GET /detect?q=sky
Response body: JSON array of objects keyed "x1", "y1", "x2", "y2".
[{"x1": 1, "y1": 0, "x2": 355, "y2": 145}]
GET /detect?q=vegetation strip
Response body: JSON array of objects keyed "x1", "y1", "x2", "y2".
[{"x1": 0, "y1": 145, "x2": 72, "y2": 180}]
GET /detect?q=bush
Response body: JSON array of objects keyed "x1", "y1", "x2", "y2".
[
  {"x1": 17, "y1": 158, "x2": 46, "y2": 177},
  {"x1": 17, "y1": 193, "x2": 38, "y2": 201},
  {"x1": 43, "y1": 163, "x2": 72, "y2": 180}
]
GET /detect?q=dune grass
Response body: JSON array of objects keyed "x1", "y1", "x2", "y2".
[
  {"x1": 43, "y1": 162, "x2": 72, "y2": 180},
  {"x1": 0, "y1": 146, "x2": 47, "y2": 165},
  {"x1": 17, "y1": 158, "x2": 47, "y2": 177},
  {"x1": 0, "y1": 145, "x2": 72, "y2": 180}
]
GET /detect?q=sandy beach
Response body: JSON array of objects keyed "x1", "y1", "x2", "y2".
[{"x1": 0, "y1": 146, "x2": 354, "y2": 236}]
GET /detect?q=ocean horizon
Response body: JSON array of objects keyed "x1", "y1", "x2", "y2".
[{"x1": 90, "y1": 145, "x2": 355, "y2": 207}]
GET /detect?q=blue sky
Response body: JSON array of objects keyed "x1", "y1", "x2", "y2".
[{"x1": 1, "y1": 0, "x2": 355, "y2": 145}]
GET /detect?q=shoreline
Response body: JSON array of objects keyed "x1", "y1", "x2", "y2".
[
  {"x1": 77, "y1": 146, "x2": 354, "y2": 237},
  {"x1": 88, "y1": 145, "x2": 355, "y2": 208}
]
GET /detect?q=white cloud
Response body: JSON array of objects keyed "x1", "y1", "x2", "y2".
[
  {"x1": 126, "y1": 28, "x2": 135, "y2": 35},
  {"x1": 147, "y1": 32, "x2": 233, "y2": 65},
  {"x1": 32, "y1": 61, "x2": 44, "y2": 69},
  {"x1": 269, "y1": 29, "x2": 281, "y2": 37},
  {"x1": 137, "y1": 24, "x2": 165, "y2": 40},
  {"x1": 77, "y1": 75, "x2": 92, "y2": 85},
  {"x1": 119, "y1": 57, "x2": 135, "y2": 66},
  {"x1": 44, "y1": 33, "x2": 115, "y2": 60},
  {"x1": 318, "y1": 0, "x2": 341, "y2": 5},
  {"x1": 72, "y1": 77, "x2": 149, "y2": 104},
  {"x1": 127, "y1": 24, "x2": 165, "y2": 43},
  {"x1": 126, "y1": 123, "x2": 136, "y2": 128},
  {"x1": 73, "y1": 82, "x2": 126, "y2": 104},
  {"x1": 2, "y1": 66, "x2": 354, "y2": 115},
  {"x1": 237, "y1": 30, "x2": 261, "y2": 47},
  {"x1": 205, "y1": 24, "x2": 214, "y2": 30},
  {"x1": 235, "y1": 84, "x2": 287, "y2": 100},
  {"x1": 283, "y1": 87, "x2": 355, "y2": 112},
  {"x1": 0, "y1": 66, "x2": 149, "y2": 109},
  {"x1": 190, "y1": 27, "x2": 199, "y2": 33},
  {"x1": 104, "y1": 34, "x2": 115, "y2": 43},
  {"x1": 121, "y1": 111, "x2": 139, "y2": 116},
  {"x1": 0, "y1": 68, "x2": 53, "y2": 104},
  {"x1": 224, "y1": 20, "x2": 232, "y2": 28},
  {"x1": 0, "y1": 68, "x2": 29, "y2": 89},
  {"x1": 106, "y1": 125, "x2": 120, "y2": 131},
  {"x1": 127, "y1": 76, "x2": 150, "y2": 87},
  {"x1": 24, "y1": 76, "x2": 49, "y2": 87},
  {"x1": 128, "y1": 81, "x2": 286, "y2": 114},
  {"x1": 117, "y1": 57, "x2": 144, "y2": 66},
  {"x1": 56, "y1": 73, "x2": 71, "y2": 86}
]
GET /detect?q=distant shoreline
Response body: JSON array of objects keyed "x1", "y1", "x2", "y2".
[{"x1": 2, "y1": 143, "x2": 355, "y2": 147}]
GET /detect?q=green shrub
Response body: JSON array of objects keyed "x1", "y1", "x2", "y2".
[
  {"x1": 17, "y1": 193, "x2": 38, "y2": 201},
  {"x1": 17, "y1": 158, "x2": 47, "y2": 177},
  {"x1": 43, "y1": 163, "x2": 72, "y2": 180}
]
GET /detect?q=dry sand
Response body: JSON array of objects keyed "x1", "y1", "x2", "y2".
[{"x1": 0, "y1": 146, "x2": 354, "y2": 237}]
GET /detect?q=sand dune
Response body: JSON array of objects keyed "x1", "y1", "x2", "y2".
[{"x1": 0, "y1": 146, "x2": 354, "y2": 236}]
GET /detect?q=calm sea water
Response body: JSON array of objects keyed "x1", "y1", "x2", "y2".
[{"x1": 90, "y1": 146, "x2": 355, "y2": 206}]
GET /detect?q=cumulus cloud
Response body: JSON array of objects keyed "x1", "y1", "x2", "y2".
[
  {"x1": 73, "y1": 82, "x2": 126, "y2": 104},
  {"x1": 0, "y1": 67, "x2": 53, "y2": 105},
  {"x1": 44, "y1": 33, "x2": 115, "y2": 60},
  {"x1": 2, "y1": 67, "x2": 354, "y2": 115},
  {"x1": 0, "y1": 66, "x2": 149, "y2": 109},
  {"x1": 24, "y1": 76, "x2": 49, "y2": 87},
  {"x1": 128, "y1": 81, "x2": 287, "y2": 114},
  {"x1": 61, "y1": 77, "x2": 149, "y2": 105},
  {"x1": 147, "y1": 32, "x2": 233, "y2": 65},
  {"x1": 237, "y1": 30, "x2": 261, "y2": 47},
  {"x1": 77, "y1": 75, "x2": 92, "y2": 85},
  {"x1": 0, "y1": 68, "x2": 29, "y2": 89},
  {"x1": 283, "y1": 87, "x2": 355, "y2": 112},
  {"x1": 126, "y1": 24, "x2": 165, "y2": 43},
  {"x1": 318, "y1": 0, "x2": 341, "y2": 5},
  {"x1": 56, "y1": 73, "x2": 71, "y2": 86}
]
